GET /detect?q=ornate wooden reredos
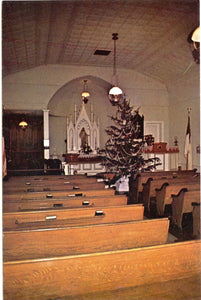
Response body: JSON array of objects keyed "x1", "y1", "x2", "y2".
[{"x1": 66, "y1": 103, "x2": 100, "y2": 153}]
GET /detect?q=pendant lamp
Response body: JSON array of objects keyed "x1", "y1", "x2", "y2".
[
  {"x1": 109, "y1": 33, "x2": 123, "y2": 105},
  {"x1": 82, "y1": 80, "x2": 90, "y2": 104}
]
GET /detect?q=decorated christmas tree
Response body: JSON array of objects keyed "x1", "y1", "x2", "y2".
[{"x1": 103, "y1": 96, "x2": 160, "y2": 181}]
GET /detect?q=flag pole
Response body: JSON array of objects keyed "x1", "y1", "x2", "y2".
[{"x1": 185, "y1": 107, "x2": 192, "y2": 170}]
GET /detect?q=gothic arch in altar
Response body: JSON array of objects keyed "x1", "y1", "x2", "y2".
[{"x1": 66, "y1": 102, "x2": 100, "y2": 153}]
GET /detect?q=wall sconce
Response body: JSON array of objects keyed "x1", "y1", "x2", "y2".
[{"x1": 19, "y1": 120, "x2": 28, "y2": 129}]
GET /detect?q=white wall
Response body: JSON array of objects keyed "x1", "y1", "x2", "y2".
[
  {"x1": 167, "y1": 63, "x2": 200, "y2": 171},
  {"x1": 3, "y1": 64, "x2": 170, "y2": 160}
]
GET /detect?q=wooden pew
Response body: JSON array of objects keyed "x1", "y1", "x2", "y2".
[
  {"x1": 3, "y1": 240, "x2": 201, "y2": 299},
  {"x1": 142, "y1": 176, "x2": 200, "y2": 212},
  {"x1": 131, "y1": 169, "x2": 198, "y2": 194},
  {"x1": 3, "y1": 188, "x2": 115, "y2": 201},
  {"x1": 4, "y1": 174, "x2": 97, "y2": 182},
  {"x1": 171, "y1": 188, "x2": 200, "y2": 231},
  {"x1": 3, "y1": 194, "x2": 128, "y2": 212},
  {"x1": 3, "y1": 181, "x2": 106, "y2": 193},
  {"x1": 129, "y1": 170, "x2": 199, "y2": 204},
  {"x1": 3, "y1": 218, "x2": 170, "y2": 261},
  {"x1": 156, "y1": 182, "x2": 200, "y2": 216},
  {"x1": 3, "y1": 204, "x2": 144, "y2": 230},
  {"x1": 192, "y1": 203, "x2": 200, "y2": 238},
  {"x1": 3, "y1": 174, "x2": 100, "y2": 187}
]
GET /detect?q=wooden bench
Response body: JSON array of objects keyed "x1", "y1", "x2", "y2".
[
  {"x1": 3, "y1": 174, "x2": 100, "y2": 187},
  {"x1": 3, "y1": 188, "x2": 115, "y2": 201},
  {"x1": 156, "y1": 182, "x2": 200, "y2": 216},
  {"x1": 192, "y1": 202, "x2": 200, "y2": 238},
  {"x1": 3, "y1": 218, "x2": 170, "y2": 261},
  {"x1": 4, "y1": 174, "x2": 97, "y2": 182},
  {"x1": 3, "y1": 181, "x2": 106, "y2": 193},
  {"x1": 3, "y1": 240, "x2": 201, "y2": 299},
  {"x1": 129, "y1": 169, "x2": 198, "y2": 203},
  {"x1": 142, "y1": 176, "x2": 200, "y2": 212},
  {"x1": 3, "y1": 204, "x2": 144, "y2": 230},
  {"x1": 171, "y1": 188, "x2": 200, "y2": 231},
  {"x1": 3, "y1": 194, "x2": 128, "y2": 212}
]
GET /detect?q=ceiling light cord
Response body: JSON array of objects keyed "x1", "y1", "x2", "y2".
[{"x1": 112, "y1": 33, "x2": 118, "y2": 77}]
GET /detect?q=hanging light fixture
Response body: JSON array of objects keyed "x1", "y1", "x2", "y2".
[
  {"x1": 188, "y1": 26, "x2": 200, "y2": 64},
  {"x1": 109, "y1": 33, "x2": 123, "y2": 105},
  {"x1": 81, "y1": 80, "x2": 90, "y2": 104},
  {"x1": 192, "y1": 26, "x2": 200, "y2": 43},
  {"x1": 19, "y1": 120, "x2": 28, "y2": 129}
]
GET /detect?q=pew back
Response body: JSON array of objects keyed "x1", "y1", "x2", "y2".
[
  {"x1": 4, "y1": 218, "x2": 169, "y2": 261},
  {"x1": 172, "y1": 189, "x2": 200, "y2": 230},
  {"x1": 3, "y1": 188, "x2": 115, "y2": 201},
  {"x1": 192, "y1": 204, "x2": 200, "y2": 237},
  {"x1": 156, "y1": 183, "x2": 200, "y2": 216},
  {"x1": 3, "y1": 204, "x2": 144, "y2": 230},
  {"x1": 3, "y1": 181, "x2": 106, "y2": 193},
  {"x1": 134, "y1": 169, "x2": 198, "y2": 192},
  {"x1": 3, "y1": 194, "x2": 127, "y2": 212},
  {"x1": 142, "y1": 176, "x2": 199, "y2": 212},
  {"x1": 3, "y1": 240, "x2": 201, "y2": 299}
]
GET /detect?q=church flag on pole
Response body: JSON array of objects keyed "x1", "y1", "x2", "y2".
[{"x1": 184, "y1": 110, "x2": 192, "y2": 170}]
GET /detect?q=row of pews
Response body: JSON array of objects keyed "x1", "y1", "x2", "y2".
[
  {"x1": 3, "y1": 172, "x2": 201, "y2": 299},
  {"x1": 129, "y1": 169, "x2": 200, "y2": 236}
]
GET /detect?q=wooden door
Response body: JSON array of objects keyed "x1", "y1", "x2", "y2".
[{"x1": 3, "y1": 112, "x2": 44, "y2": 170}]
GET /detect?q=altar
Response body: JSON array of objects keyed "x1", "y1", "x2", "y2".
[{"x1": 64, "y1": 102, "x2": 106, "y2": 175}]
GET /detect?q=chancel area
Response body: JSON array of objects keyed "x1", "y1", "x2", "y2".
[{"x1": 2, "y1": 1, "x2": 201, "y2": 299}]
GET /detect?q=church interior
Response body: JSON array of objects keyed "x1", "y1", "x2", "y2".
[{"x1": 2, "y1": 0, "x2": 200, "y2": 299}]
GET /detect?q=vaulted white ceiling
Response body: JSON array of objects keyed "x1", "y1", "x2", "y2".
[{"x1": 2, "y1": 0, "x2": 199, "y2": 85}]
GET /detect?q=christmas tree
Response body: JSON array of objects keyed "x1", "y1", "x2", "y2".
[{"x1": 103, "y1": 96, "x2": 160, "y2": 178}]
